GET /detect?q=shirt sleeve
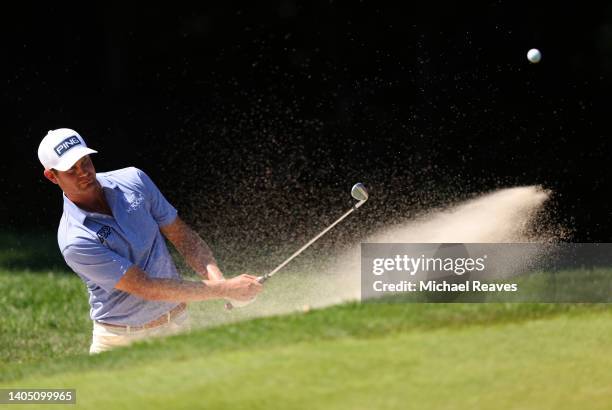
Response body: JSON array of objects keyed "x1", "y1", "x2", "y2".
[
  {"x1": 136, "y1": 169, "x2": 178, "y2": 227},
  {"x1": 62, "y1": 242, "x2": 134, "y2": 292}
]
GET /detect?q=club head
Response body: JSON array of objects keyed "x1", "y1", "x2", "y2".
[{"x1": 351, "y1": 183, "x2": 369, "y2": 202}]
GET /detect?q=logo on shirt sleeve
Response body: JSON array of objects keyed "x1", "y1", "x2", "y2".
[
  {"x1": 127, "y1": 193, "x2": 145, "y2": 213},
  {"x1": 96, "y1": 225, "x2": 112, "y2": 243}
]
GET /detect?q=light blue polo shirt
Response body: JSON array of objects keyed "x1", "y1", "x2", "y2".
[{"x1": 58, "y1": 167, "x2": 182, "y2": 326}]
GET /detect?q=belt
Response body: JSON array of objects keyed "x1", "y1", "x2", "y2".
[{"x1": 96, "y1": 302, "x2": 187, "y2": 332}]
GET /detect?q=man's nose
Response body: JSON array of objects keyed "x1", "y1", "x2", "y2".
[{"x1": 76, "y1": 166, "x2": 89, "y2": 177}]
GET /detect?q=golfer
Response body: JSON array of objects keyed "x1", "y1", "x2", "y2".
[{"x1": 38, "y1": 128, "x2": 262, "y2": 354}]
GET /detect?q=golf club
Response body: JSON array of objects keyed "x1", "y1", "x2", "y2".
[{"x1": 225, "y1": 182, "x2": 369, "y2": 309}]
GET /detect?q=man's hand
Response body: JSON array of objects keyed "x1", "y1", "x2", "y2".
[
  {"x1": 215, "y1": 274, "x2": 263, "y2": 301},
  {"x1": 205, "y1": 263, "x2": 225, "y2": 282}
]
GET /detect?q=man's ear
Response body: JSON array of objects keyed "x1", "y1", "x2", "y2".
[{"x1": 43, "y1": 169, "x2": 59, "y2": 185}]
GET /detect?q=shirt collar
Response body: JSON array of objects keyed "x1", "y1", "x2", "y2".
[
  {"x1": 62, "y1": 174, "x2": 117, "y2": 224},
  {"x1": 98, "y1": 173, "x2": 117, "y2": 189}
]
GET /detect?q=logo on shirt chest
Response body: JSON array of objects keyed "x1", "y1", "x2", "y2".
[{"x1": 96, "y1": 225, "x2": 112, "y2": 243}]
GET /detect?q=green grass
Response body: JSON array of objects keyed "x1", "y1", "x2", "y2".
[
  {"x1": 0, "y1": 270, "x2": 91, "y2": 364},
  {"x1": 1, "y1": 231, "x2": 612, "y2": 409},
  {"x1": 2, "y1": 267, "x2": 608, "y2": 368},
  {"x1": 1, "y1": 266, "x2": 611, "y2": 409},
  {"x1": 21, "y1": 316, "x2": 612, "y2": 409},
  {"x1": 0, "y1": 299, "x2": 611, "y2": 409}
]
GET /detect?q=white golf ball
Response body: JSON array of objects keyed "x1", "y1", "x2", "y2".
[{"x1": 527, "y1": 48, "x2": 541, "y2": 63}]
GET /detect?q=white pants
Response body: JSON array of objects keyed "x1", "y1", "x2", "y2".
[{"x1": 89, "y1": 310, "x2": 191, "y2": 354}]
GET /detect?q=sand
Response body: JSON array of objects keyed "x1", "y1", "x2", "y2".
[
  {"x1": 192, "y1": 185, "x2": 562, "y2": 326},
  {"x1": 316, "y1": 185, "x2": 559, "y2": 307}
]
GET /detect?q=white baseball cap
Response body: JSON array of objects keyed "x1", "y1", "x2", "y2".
[{"x1": 37, "y1": 128, "x2": 98, "y2": 171}]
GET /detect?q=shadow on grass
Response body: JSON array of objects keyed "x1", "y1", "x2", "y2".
[{"x1": 0, "y1": 231, "x2": 69, "y2": 272}]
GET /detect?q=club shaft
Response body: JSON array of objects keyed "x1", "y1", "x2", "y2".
[
  {"x1": 260, "y1": 199, "x2": 366, "y2": 282},
  {"x1": 226, "y1": 198, "x2": 367, "y2": 309}
]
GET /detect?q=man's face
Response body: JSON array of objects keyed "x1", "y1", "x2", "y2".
[{"x1": 44, "y1": 155, "x2": 97, "y2": 195}]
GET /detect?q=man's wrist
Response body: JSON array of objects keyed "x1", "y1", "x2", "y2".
[{"x1": 202, "y1": 280, "x2": 227, "y2": 298}]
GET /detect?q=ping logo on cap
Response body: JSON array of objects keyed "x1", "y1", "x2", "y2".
[{"x1": 54, "y1": 136, "x2": 82, "y2": 157}]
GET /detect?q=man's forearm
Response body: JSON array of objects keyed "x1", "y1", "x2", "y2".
[
  {"x1": 139, "y1": 275, "x2": 261, "y2": 303},
  {"x1": 142, "y1": 277, "x2": 225, "y2": 302},
  {"x1": 115, "y1": 265, "x2": 261, "y2": 303}
]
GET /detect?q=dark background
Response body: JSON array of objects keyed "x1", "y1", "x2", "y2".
[{"x1": 3, "y1": 2, "x2": 612, "y2": 245}]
